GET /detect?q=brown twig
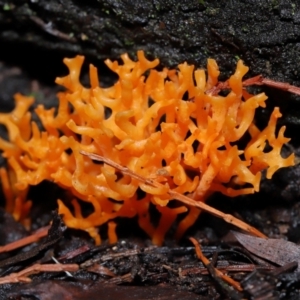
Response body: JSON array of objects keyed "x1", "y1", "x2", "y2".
[
  {"x1": 108, "y1": 273, "x2": 133, "y2": 284},
  {"x1": 0, "y1": 263, "x2": 79, "y2": 284},
  {"x1": 58, "y1": 245, "x2": 90, "y2": 261},
  {"x1": 87, "y1": 264, "x2": 116, "y2": 277},
  {"x1": 180, "y1": 263, "x2": 275, "y2": 276},
  {"x1": 189, "y1": 237, "x2": 242, "y2": 292},
  {"x1": 80, "y1": 151, "x2": 266, "y2": 239},
  {"x1": 207, "y1": 74, "x2": 300, "y2": 96},
  {"x1": 259, "y1": 78, "x2": 300, "y2": 96},
  {"x1": 0, "y1": 225, "x2": 50, "y2": 254}
]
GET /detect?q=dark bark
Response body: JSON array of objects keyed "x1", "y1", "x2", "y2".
[{"x1": 0, "y1": 0, "x2": 300, "y2": 81}]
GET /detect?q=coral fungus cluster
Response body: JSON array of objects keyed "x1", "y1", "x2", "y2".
[{"x1": 0, "y1": 51, "x2": 295, "y2": 245}]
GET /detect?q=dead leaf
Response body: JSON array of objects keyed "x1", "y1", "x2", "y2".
[{"x1": 232, "y1": 231, "x2": 300, "y2": 270}]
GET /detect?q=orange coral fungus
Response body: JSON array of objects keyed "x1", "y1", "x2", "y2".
[{"x1": 0, "y1": 51, "x2": 295, "y2": 245}]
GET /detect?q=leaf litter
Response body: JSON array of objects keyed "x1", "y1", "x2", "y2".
[{"x1": 0, "y1": 211, "x2": 299, "y2": 299}]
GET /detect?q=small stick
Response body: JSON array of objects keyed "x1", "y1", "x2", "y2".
[
  {"x1": 58, "y1": 245, "x2": 90, "y2": 261},
  {"x1": 0, "y1": 263, "x2": 79, "y2": 285},
  {"x1": 80, "y1": 151, "x2": 266, "y2": 238},
  {"x1": 52, "y1": 256, "x2": 73, "y2": 277},
  {"x1": 180, "y1": 263, "x2": 275, "y2": 276},
  {"x1": 189, "y1": 237, "x2": 242, "y2": 292},
  {"x1": 108, "y1": 273, "x2": 133, "y2": 284},
  {"x1": 259, "y1": 78, "x2": 300, "y2": 96},
  {"x1": 87, "y1": 264, "x2": 116, "y2": 277},
  {"x1": 0, "y1": 225, "x2": 51, "y2": 254},
  {"x1": 207, "y1": 74, "x2": 300, "y2": 96}
]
